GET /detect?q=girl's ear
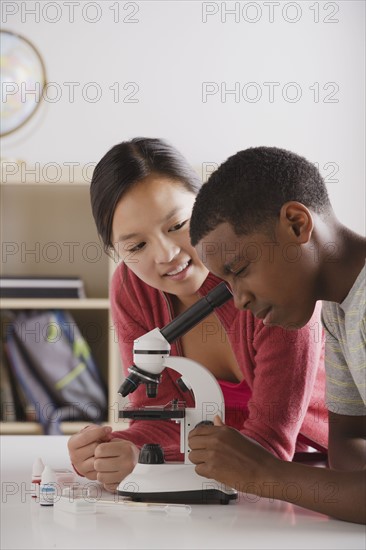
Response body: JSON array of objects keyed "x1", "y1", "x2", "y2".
[{"x1": 279, "y1": 201, "x2": 314, "y2": 243}]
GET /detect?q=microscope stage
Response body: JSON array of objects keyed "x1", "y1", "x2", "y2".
[{"x1": 120, "y1": 402, "x2": 186, "y2": 420}]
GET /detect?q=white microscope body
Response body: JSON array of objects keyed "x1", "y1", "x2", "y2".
[{"x1": 117, "y1": 283, "x2": 238, "y2": 504}]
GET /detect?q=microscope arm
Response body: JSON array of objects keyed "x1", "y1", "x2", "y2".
[
  {"x1": 163, "y1": 356, "x2": 225, "y2": 463},
  {"x1": 118, "y1": 282, "x2": 232, "y2": 397}
]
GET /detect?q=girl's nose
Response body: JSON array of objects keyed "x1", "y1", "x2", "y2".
[{"x1": 155, "y1": 238, "x2": 180, "y2": 264}]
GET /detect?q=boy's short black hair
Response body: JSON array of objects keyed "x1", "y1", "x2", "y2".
[{"x1": 190, "y1": 146, "x2": 332, "y2": 246}]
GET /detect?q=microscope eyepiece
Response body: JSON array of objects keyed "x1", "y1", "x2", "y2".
[{"x1": 160, "y1": 282, "x2": 232, "y2": 344}]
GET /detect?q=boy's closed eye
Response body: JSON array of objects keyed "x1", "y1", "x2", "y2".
[
  {"x1": 224, "y1": 262, "x2": 249, "y2": 278},
  {"x1": 233, "y1": 265, "x2": 249, "y2": 277}
]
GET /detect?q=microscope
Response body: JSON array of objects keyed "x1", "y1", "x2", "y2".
[{"x1": 117, "y1": 282, "x2": 238, "y2": 504}]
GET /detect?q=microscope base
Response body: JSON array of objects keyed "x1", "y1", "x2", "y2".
[{"x1": 117, "y1": 463, "x2": 238, "y2": 505}]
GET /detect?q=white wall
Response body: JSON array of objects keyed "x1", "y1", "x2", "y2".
[{"x1": 2, "y1": 0, "x2": 365, "y2": 234}]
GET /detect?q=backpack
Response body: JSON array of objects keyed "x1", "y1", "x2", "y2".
[{"x1": 3, "y1": 310, "x2": 107, "y2": 434}]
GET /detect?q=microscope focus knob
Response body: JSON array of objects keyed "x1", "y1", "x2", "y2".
[
  {"x1": 138, "y1": 443, "x2": 165, "y2": 464},
  {"x1": 195, "y1": 420, "x2": 214, "y2": 428}
]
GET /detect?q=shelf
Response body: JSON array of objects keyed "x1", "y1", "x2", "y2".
[
  {"x1": 0, "y1": 298, "x2": 110, "y2": 309},
  {"x1": 0, "y1": 421, "x2": 127, "y2": 435},
  {"x1": 0, "y1": 184, "x2": 110, "y2": 298},
  {"x1": 0, "y1": 421, "x2": 97, "y2": 435},
  {"x1": 0, "y1": 170, "x2": 123, "y2": 435},
  {"x1": 0, "y1": 422, "x2": 44, "y2": 435}
]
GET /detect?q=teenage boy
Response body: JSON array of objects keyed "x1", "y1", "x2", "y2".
[{"x1": 188, "y1": 146, "x2": 365, "y2": 524}]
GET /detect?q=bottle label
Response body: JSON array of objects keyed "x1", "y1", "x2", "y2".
[{"x1": 39, "y1": 485, "x2": 56, "y2": 506}]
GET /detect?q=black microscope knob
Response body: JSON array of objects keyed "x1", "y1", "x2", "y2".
[
  {"x1": 195, "y1": 420, "x2": 214, "y2": 428},
  {"x1": 138, "y1": 443, "x2": 165, "y2": 464}
]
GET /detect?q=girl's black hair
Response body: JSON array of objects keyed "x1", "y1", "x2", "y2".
[{"x1": 90, "y1": 137, "x2": 201, "y2": 253}]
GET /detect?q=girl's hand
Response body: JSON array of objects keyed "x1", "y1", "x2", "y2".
[
  {"x1": 67, "y1": 425, "x2": 113, "y2": 479},
  {"x1": 94, "y1": 438, "x2": 140, "y2": 492}
]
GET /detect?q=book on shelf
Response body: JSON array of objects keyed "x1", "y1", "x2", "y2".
[{"x1": 0, "y1": 276, "x2": 86, "y2": 299}]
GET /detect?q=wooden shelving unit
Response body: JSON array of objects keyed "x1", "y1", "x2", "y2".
[{"x1": 0, "y1": 164, "x2": 125, "y2": 434}]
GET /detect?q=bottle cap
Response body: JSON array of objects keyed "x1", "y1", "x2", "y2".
[
  {"x1": 41, "y1": 465, "x2": 56, "y2": 484},
  {"x1": 32, "y1": 457, "x2": 45, "y2": 478}
]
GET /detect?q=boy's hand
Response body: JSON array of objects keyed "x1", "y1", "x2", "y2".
[
  {"x1": 188, "y1": 415, "x2": 275, "y2": 490},
  {"x1": 67, "y1": 425, "x2": 113, "y2": 479},
  {"x1": 94, "y1": 439, "x2": 140, "y2": 492}
]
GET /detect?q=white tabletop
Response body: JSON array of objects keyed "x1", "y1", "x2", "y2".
[{"x1": 1, "y1": 436, "x2": 365, "y2": 550}]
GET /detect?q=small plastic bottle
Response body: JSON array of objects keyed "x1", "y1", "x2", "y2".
[
  {"x1": 39, "y1": 466, "x2": 57, "y2": 506},
  {"x1": 31, "y1": 457, "x2": 44, "y2": 499}
]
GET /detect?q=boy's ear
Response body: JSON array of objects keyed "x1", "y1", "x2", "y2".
[{"x1": 279, "y1": 202, "x2": 314, "y2": 243}]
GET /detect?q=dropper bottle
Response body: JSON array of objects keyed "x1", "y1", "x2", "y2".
[
  {"x1": 39, "y1": 465, "x2": 57, "y2": 506},
  {"x1": 31, "y1": 457, "x2": 44, "y2": 499}
]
